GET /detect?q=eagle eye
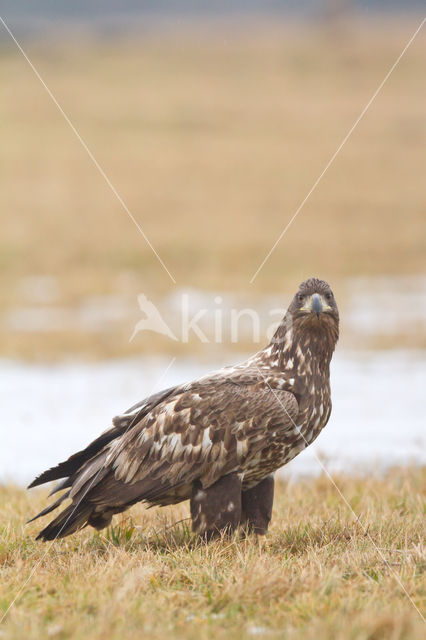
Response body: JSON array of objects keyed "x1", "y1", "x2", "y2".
[
  {"x1": 297, "y1": 293, "x2": 304, "y2": 303},
  {"x1": 325, "y1": 292, "x2": 333, "y2": 301}
]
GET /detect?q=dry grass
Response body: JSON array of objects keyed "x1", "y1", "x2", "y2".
[
  {"x1": 0, "y1": 19, "x2": 425, "y2": 358},
  {"x1": 1, "y1": 467, "x2": 425, "y2": 639}
]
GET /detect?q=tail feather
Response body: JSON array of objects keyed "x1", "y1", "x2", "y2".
[
  {"x1": 28, "y1": 385, "x2": 179, "y2": 490},
  {"x1": 29, "y1": 454, "x2": 111, "y2": 538},
  {"x1": 48, "y1": 477, "x2": 72, "y2": 497},
  {"x1": 27, "y1": 426, "x2": 124, "y2": 489},
  {"x1": 27, "y1": 491, "x2": 70, "y2": 524},
  {"x1": 35, "y1": 503, "x2": 92, "y2": 541},
  {"x1": 28, "y1": 385, "x2": 183, "y2": 541}
]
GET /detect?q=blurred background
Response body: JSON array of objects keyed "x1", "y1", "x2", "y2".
[{"x1": 1, "y1": 1, "x2": 425, "y2": 483}]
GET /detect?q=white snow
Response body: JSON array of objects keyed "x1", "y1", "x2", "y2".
[{"x1": 0, "y1": 351, "x2": 424, "y2": 485}]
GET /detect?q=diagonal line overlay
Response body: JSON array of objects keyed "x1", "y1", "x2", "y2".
[
  {"x1": 254, "y1": 364, "x2": 425, "y2": 624},
  {"x1": 0, "y1": 357, "x2": 177, "y2": 624},
  {"x1": 0, "y1": 16, "x2": 176, "y2": 284},
  {"x1": 249, "y1": 17, "x2": 426, "y2": 284}
]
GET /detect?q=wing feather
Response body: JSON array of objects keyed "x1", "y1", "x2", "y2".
[
  {"x1": 28, "y1": 384, "x2": 179, "y2": 491},
  {"x1": 30, "y1": 371, "x2": 299, "y2": 539},
  {"x1": 104, "y1": 378, "x2": 298, "y2": 494}
]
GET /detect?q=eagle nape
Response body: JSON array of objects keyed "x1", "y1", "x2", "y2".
[{"x1": 28, "y1": 277, "x2": 339, "y2": 542}]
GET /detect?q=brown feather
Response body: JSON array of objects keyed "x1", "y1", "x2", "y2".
[{"x1": 29, "y1": 277, "x2": 339, "y2": 540}]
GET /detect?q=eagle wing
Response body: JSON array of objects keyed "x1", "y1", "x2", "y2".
[
  {"x1": 27, "y1": 384, "x2": 179, "y2": 491},
  {"x1": 105, "y1": 377, "x2": 298, "y2": 494},
  {"x1": 30, "y1": 372, "x2": 298, "y2": 539}
]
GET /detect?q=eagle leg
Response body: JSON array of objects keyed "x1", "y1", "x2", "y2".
[
  {"x1": 241, "y1": 475, "x2": 274, "y2": 535},
  {"x1": 190, "y1": 473, "x2": 242, "y2": 539}
]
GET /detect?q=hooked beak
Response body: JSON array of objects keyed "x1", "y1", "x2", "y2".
[{"x1": 311, "y1": 293, "x2": 323, "y2": 318}]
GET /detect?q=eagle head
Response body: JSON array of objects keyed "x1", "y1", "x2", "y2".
[
  {"x1": 289, "y1": 277, "x2": 339, "y2": 349},
  {"x1": 290, "y1": 278, "x2": 338, "y2": 320},
  {"x1": 271, "y1": 278, "x2": 339, "y2": 359}
]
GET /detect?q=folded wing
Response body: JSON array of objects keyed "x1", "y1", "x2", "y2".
[{"x1": 29, "y1": 374, "x2": 298, "y2": 540}]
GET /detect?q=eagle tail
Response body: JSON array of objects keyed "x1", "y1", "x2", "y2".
[
  {"x1": 27, "y1": 491, "x2": 70, "y2": 524},
  {"x1": 27, "y1": 426, "x2": 124, "y2": 489},
  {"x1": 28, "y1": 386, "x2": 179, "y2": 491},
  {"x1": 35, "y1": 502, "x2": 92, "y2": 541}
]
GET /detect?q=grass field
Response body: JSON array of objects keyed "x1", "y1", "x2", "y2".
[
  {"x1": 1, "y1": 17, "x2": 424, "y2": 639},
  {"x1": 1, "y1": 18, "x2": 425, "y2": 358},
  {"x1": 1, "y1": 467, "x2": 425, "y2": 639}
]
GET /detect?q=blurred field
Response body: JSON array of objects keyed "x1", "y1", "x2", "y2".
[
  {"x1": 0, "y1": 18, "x2": 425, "y2": 358},
  {"x1": 1, "y1": 467, "x2": 424, "y2": 639}
]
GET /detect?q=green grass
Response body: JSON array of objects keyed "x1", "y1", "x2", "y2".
[{"x1": 1, "y1": 467, "x2": 425, "y2": 639}]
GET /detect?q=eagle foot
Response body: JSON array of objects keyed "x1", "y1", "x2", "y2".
[
  {"x1": 190, "y1": 473, "x2": 274, "y2": 539},
  {"x1": 241, "y1": 475, "x2": 274, "y2": 536}
]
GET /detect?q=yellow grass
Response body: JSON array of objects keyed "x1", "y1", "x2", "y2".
[
  {"x1": 0, "y1": 19, "x2": 425, "y2": 359},
  {"x1": 1, "y1": 467, "x2": 425, "y2": 639}
]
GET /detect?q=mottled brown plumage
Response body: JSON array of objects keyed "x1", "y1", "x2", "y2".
[{"x1": 28, "y1": 277, "x2": 339, "y2": 540}]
